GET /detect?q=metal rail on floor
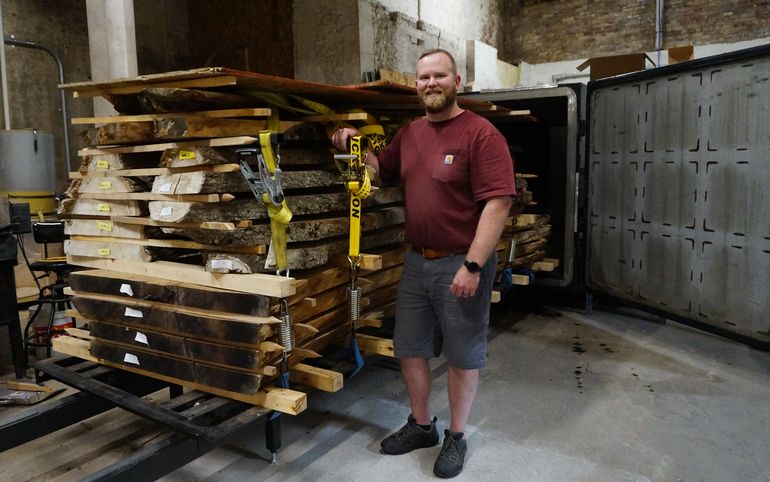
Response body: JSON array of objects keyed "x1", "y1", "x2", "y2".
[{"x1": 0, "y1": 357, "x2": 281, "y2": 481}]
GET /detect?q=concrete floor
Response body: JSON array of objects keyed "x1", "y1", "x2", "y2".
[
  {"x1": 2, "y1": 303, "x2": 769, "y2": 481},
  {"x1": 154, "y1": 305, "x2": 770, "y2": 482}
]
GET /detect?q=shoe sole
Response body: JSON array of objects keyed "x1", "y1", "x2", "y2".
[
  {"x1": 380, "y1": 440, "x2": 439, "y2": 455},
  {"x1": 433, "y1": 465, "x2": 463, "y2": 479}
]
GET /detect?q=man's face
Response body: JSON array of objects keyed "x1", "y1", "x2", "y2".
[{"x1": 415, "y1": 53, "x2": 460, "y2": 114}]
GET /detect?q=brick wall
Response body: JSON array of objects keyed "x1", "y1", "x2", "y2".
[{"x1": 502, "y1": 0, "x2": 770, "y2": 64}]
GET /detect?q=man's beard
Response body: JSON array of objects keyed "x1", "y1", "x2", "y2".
[{"x1": 419, "y1": 87, "x2": 456, "y2": 113}]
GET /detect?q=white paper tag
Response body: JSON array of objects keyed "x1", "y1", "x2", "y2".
[
  {"x1": 123, "y1": 353, "x2": 140, "y2": 365},
  {"x1": 264, "y1": 240, "x2": 276, "y2": 270},
  {"x1": 124, "y1": 307, "x2": 143, "y2": 318},
  {"x1": 119, "y1": 283, "x2": 134, "y2": 296},
  {"x1": 158, "y1": 182, "x2": 172, "y2": 193},
  {"x1": 134, "y1": 332, "x2": 149, "y2": 345},
  {"x1": 160, "y1": 207, "x2": 172, "y2": 216},
  {"x1": 210, "y1": 259, "x2": 233, "y2": 270}
]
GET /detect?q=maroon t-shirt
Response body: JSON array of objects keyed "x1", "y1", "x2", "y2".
[{"x1": 378, "y1": 110, "x2": 516, "y2": 249}]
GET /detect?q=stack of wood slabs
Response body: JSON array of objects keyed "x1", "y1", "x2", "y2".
[
  {"x1": 60, "y1": 68, "x2": 513, "y2": 405},
  {"x1": 62, "y1": 142, "x2": 406, "y2": 273},
  {"x1": 491, "y1": 171, "x2": 557, "y2": 290},
  {"x1": 62, "y1": 67, "x2": 534, "y2": 120},
  {"x1": 508, "y1": 214, "x2": 552, "y2": 269},
  {"x1": 69, "y1": 269, "x2": 277, "y2": 394}
]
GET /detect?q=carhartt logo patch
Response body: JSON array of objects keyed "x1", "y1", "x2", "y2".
[{"x1": 443, "y1": 154, "x2": 454, "y2": 165}]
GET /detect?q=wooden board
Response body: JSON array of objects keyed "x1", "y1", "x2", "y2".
[
  {"x1": 69, "y1": 163, "x2": 241, "y2": 179},
  {"x1": 61, "y1": 198, "x2": 143, "y2": 217},
  {"x1": 78, "y1": 136, "x2": 257, "y2": 157},
  {"x1": 72, "y1": 108, "x2": 272, "y2": 124},
  {"x1": 70, "y1": 269, "x2": 270, "y2": 316},
  {"x1": 64, "y1": 239, "x2": 151, "y2": 262},
  {"x1": 71, "y1": 75, "x2": 239, "y2": 98},
  {"x1": 302, "y1": 112, "x2": 377, "y2": 124},
  {"x1": 89, "y1": 321, "x2": 269, "y2": 371},
  {"x1": 289, "y1": 363, "x2": 343, "y2": 392},
  {"x1": 161, "y1": 207, "x2": 404, "y2": 247},
  {"x1": 61, "y1": 214, "x2": 237, "y2": 231},
  {"x1": 65, "y1": 219, "x2": 145, "y2": 239},
  {"x1": 68, "y1": 235, "x2": 266, "y2": 254},
  {"x1": 96, "y1": 118, "x2": 280, "y2": 145},
  {"x1": 203, "y1": 225, "x2": 404, "y2": 272},
  {"x1": 147, "y1": 186, "x2": 402, "y2": 223},
  {"x1": 76, "y1": 176, "x2": 147, "y2": 194},
  {"x1": 51, "y1": 336, "x2": 306, "y2": 414},
  {"x1": 60, "y1": 67, "x2": 503, "y2": 114},
  {"x1": 355, "y1": 334, "x2": 394, "y2": 357},
  {"x1": 72, "y1": 295, "x2": 276, "y2": 345},
  {"x1": 65, "y1": 256, "x2": 295, "y2": 297},
  {"x1": 72, "y1": 192, "x2": 233, "y2": 202}
]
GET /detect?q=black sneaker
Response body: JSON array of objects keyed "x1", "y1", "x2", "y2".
[
  {"x1": 433, "y1": 429, "x2": 467, "y2": 478},
  {"x1": 380, "y1": 415, "x2": 439, "y2": 455}
]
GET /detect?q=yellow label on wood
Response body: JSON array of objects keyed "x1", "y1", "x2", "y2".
[
  {"x1": 97, "y1": 248, "x2": 111, "y2": 256},
  {"x1": 97, "y1": 203, "x2": 111, "y2": 212},
  {"x1": 96, "y1": 159, "x2": 109, "y2": 169},
  {"x1": 179, "y1": 150, "x2": 196, "y2": 160},
  {"x1": 96, "y1": 221, "x2": 113, "y2": 232},
  {"x1": 98, "y1": 181, "x2": 113, "y2": 189}
]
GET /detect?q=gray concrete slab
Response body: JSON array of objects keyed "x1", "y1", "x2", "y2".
[{"x1": 156, "y1": 305, "x2": 770, "y2": 481}]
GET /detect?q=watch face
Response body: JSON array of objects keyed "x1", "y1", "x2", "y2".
[{"x1": 464, "y1": 260, "x2": 481, "y2": 273}]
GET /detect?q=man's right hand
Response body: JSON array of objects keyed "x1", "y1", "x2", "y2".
[{"x1": 331, "y1": 127, "x2": 360, "y2": 151}]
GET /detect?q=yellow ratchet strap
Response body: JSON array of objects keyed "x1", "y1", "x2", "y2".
[
  {"x1": 347, "y1": 135, "x2": 371, "y2": 265},
  {"x1": 258, "y1": 130, "x2": 293, "y2": 274}
]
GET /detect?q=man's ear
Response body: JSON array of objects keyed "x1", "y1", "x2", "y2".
[{"x1": 455, "y1": 74, "x2": 462, "y2": 88}]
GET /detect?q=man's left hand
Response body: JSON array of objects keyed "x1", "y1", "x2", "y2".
[{"x1": 451, "y1": 266, "x2": 481, "y2": 298}]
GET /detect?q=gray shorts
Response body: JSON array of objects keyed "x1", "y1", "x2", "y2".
[{"x1": 393, "y1": 250, "x2": 497, "y2": 369}]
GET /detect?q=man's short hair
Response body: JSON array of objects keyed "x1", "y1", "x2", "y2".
[{"x1": 418, "y1": 48, "x2": 457, "y2": 75}]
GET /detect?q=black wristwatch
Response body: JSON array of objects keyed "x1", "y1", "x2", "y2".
[{"x1": 464, "y1": 259, "x2": 481, "y2": 274}]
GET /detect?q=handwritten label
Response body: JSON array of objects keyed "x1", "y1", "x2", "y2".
[
  {"x1": 97, "y1": 203, "x2": 111, "y2": 212},
  {"x1": 210, "y1": 259, "x2": 233, "y2": 270},
  {"x1": 124, "y1": 307, "x2": 143, "y2": 318},
  {"x1": 119, "y1": 283, "x2": 134, "y2": 296},
  {"x1": 96, "y1": 221, "x2": 113, "y2": 232},
  {"x1": 123, "y1": 353, "x2": 140, "y2": 365}
]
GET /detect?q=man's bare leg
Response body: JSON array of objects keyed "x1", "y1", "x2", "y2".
[
  {"x1": 447, "y1": 366, "x2": 479, "y2": 433},
  {"x1": 401, "y1": 357, "x2": 432, "y2": 424}
]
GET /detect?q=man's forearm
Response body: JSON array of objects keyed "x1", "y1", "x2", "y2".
[{"x1": 466, "y1": 196, "x2": 512, "y2": 265}]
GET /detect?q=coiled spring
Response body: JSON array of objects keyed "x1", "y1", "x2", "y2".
[
  {"x1": 279, "y1": 300, "x2": 294, "y2": 352},
  {"x1": 347, "y1": 286, "x2": 361, "y2": 324}
]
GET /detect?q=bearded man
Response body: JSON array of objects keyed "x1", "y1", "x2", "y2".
[{"x1": 332, "y1": 48, "x2": 515, "y2": 479}]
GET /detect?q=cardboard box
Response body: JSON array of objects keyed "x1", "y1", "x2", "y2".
[
  {"x1": 668, "y1": 45, "x2": 694, "y2": 64},
  {"x1": 577, "y1": 52, "x2": 654, "y2": 81}
]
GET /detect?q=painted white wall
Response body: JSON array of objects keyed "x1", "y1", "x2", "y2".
[
  {"x1": 293, "y1": 0, "x2": 511, "y2": 88},
  {"x1": 375, "y1": 0, "x2": 499, "y2": 47},
  {"x1": 466, "y1": 40, "x2": 519, "y2": 91},
  {"x1": 519, "y1": 37, "x2": 770, "y2": 87}
]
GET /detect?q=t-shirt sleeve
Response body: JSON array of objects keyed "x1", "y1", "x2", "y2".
[
  {"x1": 377, "y1": 128, "x2": 403, "y2": 186},
  {"x1": 470, "y1": 129, "x2": 516, "y2": 202}
]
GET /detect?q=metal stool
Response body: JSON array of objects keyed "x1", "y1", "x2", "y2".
[{"x1": 23, "y1": 221, "x2": 76, "y2": 359}]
